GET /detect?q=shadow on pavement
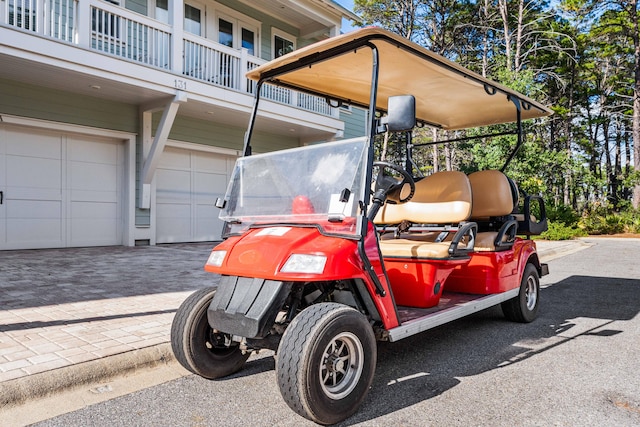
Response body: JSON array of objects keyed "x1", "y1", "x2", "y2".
[
  {"x1": 337, "y1": 275, "x2": 640, "y2": 425},
  {"x1": 0, "y1": 309, "x2": 178, "y2": 332}
]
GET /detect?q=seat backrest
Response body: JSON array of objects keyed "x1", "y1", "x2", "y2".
[
  {"x1": 374, "y1": 171, "x2": 472, "y2": 224},
  {"x1": 468, "y1": 170, "x2": 515, "y2": 220}
]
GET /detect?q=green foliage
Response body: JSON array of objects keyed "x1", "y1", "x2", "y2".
[
  {"x1": 540, "y1": 221, "x2": 587, "y2": 240},
  {"x1": 579, "y1": 213, "x2": 625, "y2": 235},
  {"x1": 617, "y1": 211, "x2": 640, "y2": 234},
  {"x1": 547, "y1": 204, "x2": 581, "y2": 225},
  {"x1": 356, "y1": 0, "x2": 640, "y2": 212},
  {"x1": 578, "y1": 208, "x2": 640, "y2": 234}
]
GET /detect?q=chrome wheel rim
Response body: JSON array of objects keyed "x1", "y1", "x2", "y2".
[
  {"x1": 319, "y1": 332, "x2": 364, "y2": 400},
  {"x1": 525, "y1": 275, "x2": 538, "y2": 311}
]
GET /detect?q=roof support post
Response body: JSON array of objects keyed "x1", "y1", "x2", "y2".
[
  {"x1": 139, "y1": 91, "x2": 187, "y2": 209},
  {"x1": 501, "y1": 96, "x2": 523, "y2": 172},
  {"x1": 359, "y1": 43, "x2": 388, "y2": 298},
  {"x1": 242, "y1": 80, "x2": 263, "y2": 157}
]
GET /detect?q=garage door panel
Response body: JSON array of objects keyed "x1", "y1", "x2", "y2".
[
  {"x1": 7, "y1": 155, "x2": 62, "y2": 191},
  {"x1": 7, "y1": 218, "x2": 63, "y2": 247},
  {"x1": 71, "y1": 189, "x2": 118, "y2": 204},
  {"x1": 7, "y1": 200, "x2": 63, "y2": 219},
  {"x1": 71, "y1": 200, "x2": 118, "y2": 219},
  {"x1": 195, "y1": 204, "x2": 220, "y2": 240},
  {"x1": 194, "y1": 152, "x2": 227, "y2": 171},
  {"x1": 71, "y1": 201, "x2": 119, "y2": 245},
  {"x1": 70, "y1": 162, "x2": 119, "y2": 193},
  {"x1": 0, "y1": 124, "x2": 123, "y2": 250},
  {"x1": 7, "y1": 200, "x2": 63, "y2": 246},
  {"x1": 157, "y1": 148, "x2": 235, "y2": 243},
  {"x1": 159, "y1": 147, "x2": 190, "y2": 168},
  {"x1": 157, "y1": 169, "x2": 191, "y2": 204},
  {"x1": 70, "y1": 220, "x2": 119, "y2": 245},
  {"x1": 6, "y1": 129, "x2": 61, "y2": 159},
  {"x1": 157, "y1": 203, "x2": 191, "y2": 242},
  {"x1": 194, "y1": 172, "x2": 224, "y2": 203},
  {"x1": 6, "y1": 187, "x2": 62, "y2": 201},
  {"x1": 68, "y1": 137, "x2": 119, "y2": 164},
  {"x1": 7, "y1": 200, "x2": 63, "y2": 245}
]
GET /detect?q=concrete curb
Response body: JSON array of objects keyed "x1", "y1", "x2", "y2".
[
  {"x1": 537, "y1": 239, "x2": 592, "y2": 263},
  {"x1": 0, "y1": 343, "x2": 175, "y2": 408}
]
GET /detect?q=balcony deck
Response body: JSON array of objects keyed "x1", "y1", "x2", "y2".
[{"x1": 0, "y1": 0, "x2": 337, "y2": 119}]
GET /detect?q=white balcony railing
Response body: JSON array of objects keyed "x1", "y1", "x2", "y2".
[
  {"x1": 91, "y1": 4, "x2": 172, "y2": 68},
  {"x1": 184, "y1": 34, "x2": 241, "y2": 88},
  {"x1": 2, "y1": 0, "x2": 335, "y2": 117},
  {"x1": 4, "y1": 0, "x2": 75, "y2": 41}
]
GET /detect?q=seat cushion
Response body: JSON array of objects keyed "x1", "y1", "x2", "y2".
[
  {"x1": 468, "y1": 170, "x2": 515, "y2": 219},
  {"x1": 379, "y1": 239, "x2": 465, "y2": 259},
  {"x1": 473, "y1": 231, "x2": 499, "y2": 252},
  {"x1": 375, "y1": 171, "x2": 472, "y2": 225}
]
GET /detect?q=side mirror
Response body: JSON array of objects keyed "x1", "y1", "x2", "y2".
[{"x1": 384, "y1": 95, "x2": 416, "y2": 132}]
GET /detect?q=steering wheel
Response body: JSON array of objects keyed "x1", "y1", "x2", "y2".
[{"x1": 372, "y1": 161, "x2": 416, "y2": 204}]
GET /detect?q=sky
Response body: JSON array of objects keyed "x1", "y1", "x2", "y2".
[{"x1": 334, "y1": 0, "x2": 357, "y2": 33}]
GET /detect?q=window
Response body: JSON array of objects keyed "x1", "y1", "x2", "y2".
[
  {"x1": 155, "y1": 0, "x2": 169, "y2": 24},
  {"x1": 272, "y1": 29, "x2": 296, "y2": 59},
  {"x1": 216, "y1": 12, "x2": 258, "y2": 56},
  {"x1": 241, "y1": 28, "x2": 255, "y2": 56},
  {"x1": 184, "y1": 4, "x2": 201, "y2": 36},
  {"x1": 218, "y1": 18, "x2": 233, "y2": 47},
  {"x1": 274, "y1": 35, "x2": 294, "y2": 58}
]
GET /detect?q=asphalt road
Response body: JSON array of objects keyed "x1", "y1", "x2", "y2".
[{"x1": 34, "y1": 238, "x2": 640, "y2": 426}]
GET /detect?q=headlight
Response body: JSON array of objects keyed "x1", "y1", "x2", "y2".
[
  {"x1": 281, "y1": 254, "x2": 327, "y2": 274},
  {"x1": 206, "y1": 250, "x2": 227, "y2": 267}
]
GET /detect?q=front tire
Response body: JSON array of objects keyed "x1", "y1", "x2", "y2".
[
  {"x1": 276, "y1": 303, "x2": 376, "y2": 425},
  {"x1": 502, "y1": 263, "x2": 540, "y2": 323},
  {"x1": 171, "y1": 287, "x2": 249, "y2": 379}
]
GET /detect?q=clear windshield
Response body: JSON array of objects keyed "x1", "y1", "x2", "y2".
[{"x1": 220, "y1": 137, "x2": 369, "y2": 237}]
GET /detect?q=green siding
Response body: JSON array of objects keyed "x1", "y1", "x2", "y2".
[
  {"x1": 0, "y1": 79, "x2": 138, "y2": 132},
  {"x1": 152, "y1": 114, "x2": 299, "y2": 152},
  {"x1": 340, "y1": 107, "x2": 367, "y2": 139}
]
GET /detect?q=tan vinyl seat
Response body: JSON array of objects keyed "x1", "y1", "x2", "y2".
[
  {"x1": 375, "y1": 171, "x2": 473, "y2": 258},
  {"x1": 468, "y1": 170, "x2": 517, "y2": 251}
]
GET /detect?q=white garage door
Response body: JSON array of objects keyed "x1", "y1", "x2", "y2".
[
  {"x1": 0, "y1": 124, "x2": 124, "y2": 250},
  {"x1": 156, "y1": 146, "x2": 235, "y2": 243}
]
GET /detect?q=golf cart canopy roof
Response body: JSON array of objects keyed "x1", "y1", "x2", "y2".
[{"x1": 247, "y1": 27, "x2": 552, "y2": 130}]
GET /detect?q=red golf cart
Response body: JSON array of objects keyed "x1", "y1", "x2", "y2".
[{"x1": 171, "y1": 27, "x2": 551, "y2": 425}]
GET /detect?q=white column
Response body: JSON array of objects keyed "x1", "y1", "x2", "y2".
[
  {"x1": 75, "y1": 0, "x2": 91, "y2": 47},
  {"x1": 139, "y1": 91, "x2": 187, "y2": 209},
  {"x1": 171, "y1": 0, "x2": 183, "y2": 74},
  {"x1": 239, "y1": 47, "x2": 248, "y2": 93}
]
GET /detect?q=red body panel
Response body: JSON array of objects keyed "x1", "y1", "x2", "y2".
[
  {"x1": 445, "y1": 238, "x2": 537, "y2": 294},
  {"x1": 384, "y1": 257, "x2": 469, "y2": 308},
  {"x1": 205, "y1": 223, "x2": 401, "y2": 329},
  {"x1": 205, "y1": 225, "x2": 537, "y2": 330},
  {"x1": 206, "y1": 226, "x2": 361, "y2": 280}
]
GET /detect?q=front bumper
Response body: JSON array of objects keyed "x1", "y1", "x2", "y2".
[{"x1": 207, "y1": 276, "x2": 290, "y2": 339}]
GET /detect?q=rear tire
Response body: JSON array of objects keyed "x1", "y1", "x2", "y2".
[
  {"x1": 276, "y1": 303, "x2": 376, "y2": 425},
  {"x1": 502, "y1": 263, "x2": 540, "y2": 323},
  {"x1": 171, "y1": 287, "x2": 249, "y2": 379}
]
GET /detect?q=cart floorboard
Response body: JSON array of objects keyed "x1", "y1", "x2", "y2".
[{"x1": 389, "y1": 290, "x2": 518, "y2": 342}]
